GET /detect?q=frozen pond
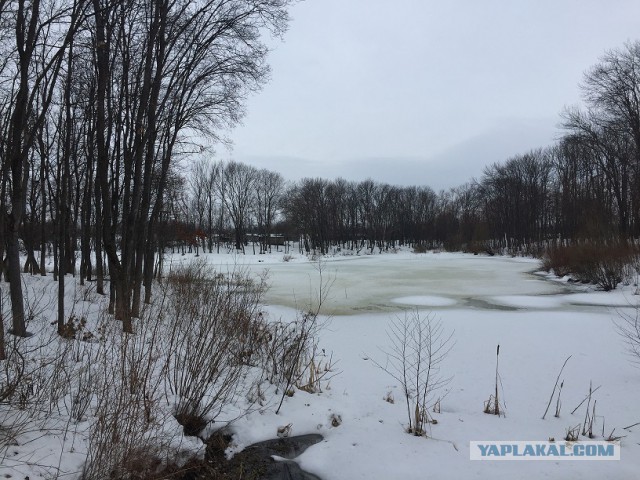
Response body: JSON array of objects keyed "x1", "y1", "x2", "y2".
[
  {"x1": 254, "y1": 253, "x2": 562, "y2": 315},
  {"x1": 170, "y1": 251, "x2": 634, "y2": 315},
  {"x1": 164, "y1": 250, "x2": 640, "y2": 480}
]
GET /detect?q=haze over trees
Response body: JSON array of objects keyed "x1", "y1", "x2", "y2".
[{"x1": 179, "y1": 42, "x2": 640, "y2": 260}]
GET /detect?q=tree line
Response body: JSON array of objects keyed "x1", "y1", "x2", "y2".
[{"x1": 182, "y1": 44, "x2": 640, "y2": 257}]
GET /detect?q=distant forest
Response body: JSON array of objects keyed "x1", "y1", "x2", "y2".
[
  {"x1": 0, "y1": 0, "x2": 638, "y2": 336},
  {"x1": 180, "y1": 43, "x2": 640, "y2": 257}
]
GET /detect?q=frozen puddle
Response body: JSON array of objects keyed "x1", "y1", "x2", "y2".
[{"x1": 391, "y1": 295, "x2": 457, "y2": 307}]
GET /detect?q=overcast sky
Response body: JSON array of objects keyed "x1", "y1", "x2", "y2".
[{"x1": 225, "y1": 0, "x2": 640, "y2": 191}]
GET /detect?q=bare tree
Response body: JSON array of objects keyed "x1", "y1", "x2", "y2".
[
  {"x1": 562, "y1": 107, "x2": 635, "y2": 236},
  {"x1": 220, "y1": 161, "x2": 257, "y2": 252},
  {"x1": 372, "y1": 311, "x2": 454, "y2": 436},
  {"x1": 581, "y1": 41, "x2": 640, "y2": 169},
  {"x1": 89, "y1": 0, "x2": 292, "y2": 326},
  {"x1": 0, "y1": 0, "x2": 89, "y2": 337},
  {"x1": 255, "y1": 168, "x2": 284, "y2": 253}
]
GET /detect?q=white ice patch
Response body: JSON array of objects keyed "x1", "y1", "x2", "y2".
[
  {"x1": 487, "y1": 295, "x2": 565, "y2": 309},
  {"x1": 391, "y1": 295, "x2": 457, "y2": 307}
]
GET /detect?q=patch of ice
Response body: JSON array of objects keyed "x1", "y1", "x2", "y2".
[
  {"x1": 391, "y1": 295, "x2": 457, "y2": 307},
  {"x1": 561, "y1": 292, "x2": 639, "y2": 307},
  {"x1": 487, "y1": 295, "x2": 565, "y2": 309}
]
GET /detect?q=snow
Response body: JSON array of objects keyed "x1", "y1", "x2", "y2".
[
  {"x1": 2, "y1": 250, "x2": 639, "y2": 479},
  {"x1": 228, "y1": 302, "x2": 639, "y2": 479}
]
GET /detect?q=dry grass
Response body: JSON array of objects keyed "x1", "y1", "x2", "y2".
[
  {"x1": 164, "y1": 260, "x2": 267, "y2": 434},
  {"x1": 542, "y1": 241, "x2": 638, "y2": 290}
]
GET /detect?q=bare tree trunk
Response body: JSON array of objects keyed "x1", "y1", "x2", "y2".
[
  {"x1": 131, "y1": 250, "x2": 143, "y2": 318},
  {"x1": 92, "y1": 0, "x2": 132, "y2": 332},
  {"x1": 6, "y1": 229, "x2": 26, "y2": 336},
  {"x1": 94, "y1": 179, "x2": 104, "y2": 295},
  {"x1": 0, "y1": 296, "x2": 5, "y2": 360},
  {"x1": 23, "y1": 235, "x2": 40, "y2": 274},
  {"x1": 39, "y1": 146, "x2": 47, "y2": 276},
  {"x1": 57, "y1": 43, "x2": 75, "y2": 335},
  {"x1": 143, "y1": 235, "x2": 154, "y2": 304}
]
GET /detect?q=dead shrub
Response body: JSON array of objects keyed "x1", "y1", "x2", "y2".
[
  {"x1": 260, "y1": 309, "x2": 338, "y2": 415},
  {"x1": 257, "y1": 260, "x2": 338, "y2": 415},
  {"x1": 616, "y1": 305, "x2": 640, "y2": 366},
  {"x1": 542, "y1": 242, "x2": 638, "y2": 290},
  {"x1": 82, "y1": 314, "x2": 169, "y2": 480},
  {"x1": 371, "y1": 310, "x2": 454, "y2": 436},
  {"x1": 565, "y1": 424, "x2": 580, "y2": 442},
  {"x1": 164, "y1": 260, "x2": 267, "y2": 434},
  {"x1": 58, "y1": 314, "x2": 93, "y2": 341},
  {"x1": 483, "y1": 345, "x2": 504, "y2": 417},
  {"x1": 256, "y1": 307, "x2": 337, "y2": 413},
  {"x1": 1, "y1": 289, "x2": 73, "y2": 440},
  {"x1": 412, "y1": 243, "x2": 428, "y2": 254}
]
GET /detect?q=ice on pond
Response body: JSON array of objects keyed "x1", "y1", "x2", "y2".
[
  {"x1": 561, "y1": 291, "x2": 639, "y2": 307},
  {"x1": 391, "y1": 295, "x2": 457, "y2": 307},
  {"x1": 197, "y1": 251, "x2": 571, "y2": 315},
  {"x1": 487, "y1": 295, "x2": 565, "y2": 309}
]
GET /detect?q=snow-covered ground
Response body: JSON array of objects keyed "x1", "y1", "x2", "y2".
[
  {"x1": 166, "y1": 250, "x2": 640, "y2": 479},
  {"x1": 2, "y1": 250, "x2": 639, "y2": 479}
]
